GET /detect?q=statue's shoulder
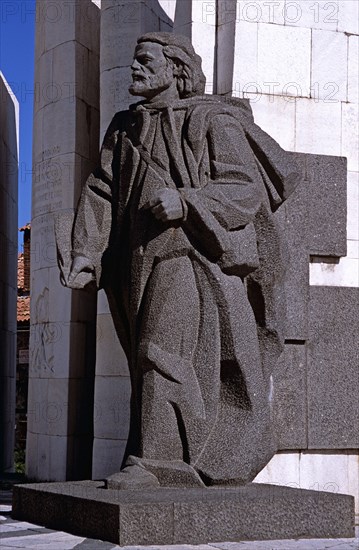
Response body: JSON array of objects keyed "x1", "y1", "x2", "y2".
[
  {"x1": 181, "y1": 95, "x2": 254, "y2": 126},
  {"x1": 107, "y1": 110, "x2": 131, "y2": 133},
  {"x1": 183, "y1": 95, "x2": 303, "y2": 210},
  {"x1": 179, "y1": 95, "x2": 254, "y2": 149},
  {"x1": 102, "y1": 110, "x2": 131, "y2": 150}
]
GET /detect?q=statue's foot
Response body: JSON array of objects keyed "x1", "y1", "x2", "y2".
[
  {"x1": 130, "y1": 456, "x2": 205, "y2": 487},
  {"x1": 105, "y1": 456, "x2": 206, "y2": 490},
  {"x1": 106, "y1": 464, "x2": 160, "y2": 490}
]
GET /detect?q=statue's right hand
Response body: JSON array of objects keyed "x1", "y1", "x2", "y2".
[{"x1": 66, "y1": 256, "x2": 96, "y2": 289}]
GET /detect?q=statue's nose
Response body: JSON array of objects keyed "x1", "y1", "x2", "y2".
[{"x1": 131, "y1": 58, "x2": 141, "y2": 71}]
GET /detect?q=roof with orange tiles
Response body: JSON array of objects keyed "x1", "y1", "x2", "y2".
[
  {"x1": 18, "y1": 253, "x2": 25, "y2": 290},
  {"x1": 18, "y1": 252, "x2": 30, "y2": 322},
  {"x1": 17, "y1": 296, "x2": 30, "y2": 323}
]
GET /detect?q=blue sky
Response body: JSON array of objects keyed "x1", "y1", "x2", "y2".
[{"x1": 0, "y1": 0, "x2": 35, "y2": 243}]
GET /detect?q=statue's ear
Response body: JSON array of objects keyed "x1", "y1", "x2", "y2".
[{"x1": 171, "y1": 57, "x2": 183, "y2": 77}]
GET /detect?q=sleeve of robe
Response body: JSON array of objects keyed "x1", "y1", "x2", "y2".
[
  {"x1": 180, "y1": 112, "x2": 263, "y2": 270},
  {"x1": 71, "y1": 115, "x2": 120, "y2": 285}
]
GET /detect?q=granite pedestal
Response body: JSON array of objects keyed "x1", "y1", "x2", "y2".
[{"x1": 12, "y1": 482, "x2": 354, "y2": 546}]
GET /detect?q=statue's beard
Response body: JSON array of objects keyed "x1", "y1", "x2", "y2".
[{"x1": 129, "y1": 66, "x2": 174, "y2": 98}]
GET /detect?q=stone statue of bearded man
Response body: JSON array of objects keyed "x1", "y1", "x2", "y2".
[{"x1": 60, "y1": 32, "x2": 301, "y2": 489}]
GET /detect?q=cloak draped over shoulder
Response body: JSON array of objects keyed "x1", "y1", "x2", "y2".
[{"x1": 72, "y1": 96, "x2": 301, "y2": 484}]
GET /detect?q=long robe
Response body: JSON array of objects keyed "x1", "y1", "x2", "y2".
[{"x1": 72, "y1": 95, "x2": 299, "y2": 484}]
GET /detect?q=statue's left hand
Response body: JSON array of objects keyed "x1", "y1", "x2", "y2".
[
  {"x1": 146, "y1": 189, "x2": 184, "y2": 222},
  {"x1": 65, "y1": 256, "x2": 96, "y2": 289}
]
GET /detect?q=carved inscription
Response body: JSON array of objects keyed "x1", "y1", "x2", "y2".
[{"x1": 33, "y1": 146, "x2": 64, "y2": 217}]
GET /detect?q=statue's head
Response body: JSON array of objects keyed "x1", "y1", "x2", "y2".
[{"x1": 129, "y1": 32, "x2": 206, "y2": 100}]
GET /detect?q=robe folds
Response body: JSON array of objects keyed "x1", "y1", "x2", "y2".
[{"x1": 72, "y1": 95, "x2": 301, "y2": 484}]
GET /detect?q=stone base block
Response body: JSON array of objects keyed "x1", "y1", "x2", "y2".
[{"x1": 12, "y1": 482, "x2": 354, "y2": 546}]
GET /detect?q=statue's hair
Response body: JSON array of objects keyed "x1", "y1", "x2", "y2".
[{"x1": 137, "y1": 32, "x2": 206, "y2": 98}]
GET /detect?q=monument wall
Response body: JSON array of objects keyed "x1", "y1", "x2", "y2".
[
  {"x1": 27, "y1": 0, "x2": 100, "y2": 480},
  {"x1": 0, "y1": 73, "x2": 19, "y2": 472}
]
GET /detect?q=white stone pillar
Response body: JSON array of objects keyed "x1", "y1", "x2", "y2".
[
  {"x1": 174, "y1": 0, "x2": 216, "y2": 93},
  {"x1": 0, "y1": 74, "x2": 19, "y2": 472},
  {"x1": 27, "y1": 0, "x2": 100, "y2": 481}
]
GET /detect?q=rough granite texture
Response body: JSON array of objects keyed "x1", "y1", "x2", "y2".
[
  {"x1": 59, "y1": 33, "x2": 305, "y2": 488},
  {"x1": 56, "y1": 32, "x2": 354, "y2": 489},
  {"x1": 306, "y1": 154, "x2": 347, "y2": 257},
  {"x1": 273, "y1": 152, "x2": 347, "y2": 343},
  {"x1": 12, "y1": 482, "x2": 355, "y2": 546},
  {"x1": 272, "y1": 151, "x2": 348, "y2": 451},
  {"x1": 308, "y1": 286, "x2": 359, "y2": 449},
  {"x1": 277, "y1": 154, "x2": 309, "y2": 341},
  {"x1": 272, "y1": 344, "x2": 307, "y2": 449}
]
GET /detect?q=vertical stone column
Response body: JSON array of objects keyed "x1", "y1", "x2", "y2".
[
  {"x1": 0, "y1": 74, "x2": 19, "y2": 472},
  {"x1": 92, "y1": 0, "x2": 173, "y2": 479},
  {"x1": 27, "y1": 0, "x2": 100, "y2": 481},
  {"x1": 173, "y1": 0, "x2": 216, "y2": 92}
]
